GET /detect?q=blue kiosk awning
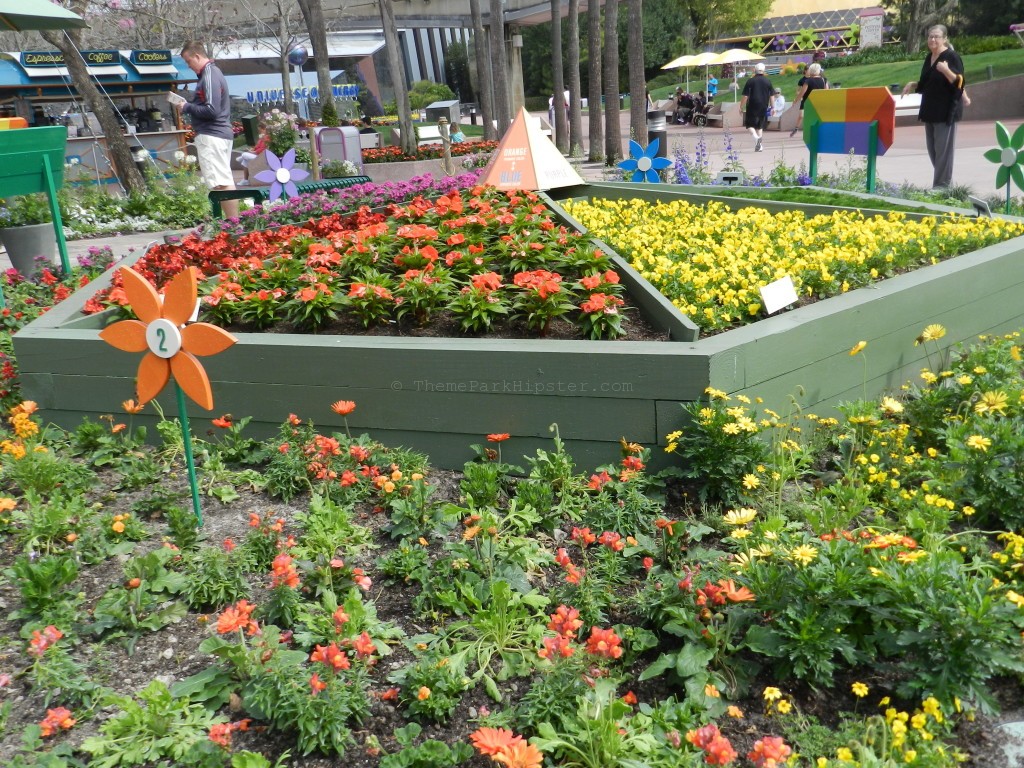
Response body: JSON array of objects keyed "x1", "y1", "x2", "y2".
[{"x1": 0, "y1": 49, "x2": 195, "y2": 99}]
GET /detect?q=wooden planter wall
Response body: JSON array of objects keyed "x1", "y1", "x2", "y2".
[{"x1": 13, "y1": 183, "x2": 1024, "y2": 471}]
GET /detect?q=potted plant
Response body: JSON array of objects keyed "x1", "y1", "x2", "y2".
[
  {"x1": 0, "y1": 193, "x2": 57, "y2": 279},
  {"x1": 321, "y1": 159, "x2": 359, "y2": 179},
  {"x1": 263, "y1": 109, "x2": 299, "y2": 157}
]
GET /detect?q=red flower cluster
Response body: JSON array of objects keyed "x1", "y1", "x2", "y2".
[
  {"x1": 580, "y1": 292, "x2": 625, "y2": 315},
  {"x1": 39, "y1": 707, "x2": 76, "y2": 738},
  {"x1": 554, "y1": 547, "x2": 583, "y2": 585},
  {"x1": 216, "y1": 599, "x2": 259, "y2": 635},
  {"x1": 585, "y1": 626, "x2": 623, "y2": 659},
  {"x1": 748, "y1": 736, "x2": 792, "y2": 767},
  {"x1": 686, "y1": 723, "x2": 737, "y2": 765},
  {"x1": 310, "y1": 641, "x2": 351, "y2": 671},
  {"x1": 28, "y1": 625, "x2": 63, "y2": 657},
  {"x1": 208, "y1": 718, "x2": 251, "y2": 749},
  {"x1": 539, "y1": 604, "x2": 583, "y2": 660},
  {"x1": 270, "y1": 553, "x2": 301, "y2": 589},
  {"x1": 513, "y1": 269, "x2": 563, "y2": 299}
]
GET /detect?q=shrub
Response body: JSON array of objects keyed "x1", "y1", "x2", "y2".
[{"x1": 408, "y1": 80, "x2": 456, "y2": 111}]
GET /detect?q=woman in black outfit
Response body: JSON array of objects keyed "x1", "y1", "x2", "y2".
[
  {"x1": 789, "y1": 62, "x2": 827, "y2": 137},
  {"x1": 902, "y1": 24, "x2": 965, "y2": 189}
]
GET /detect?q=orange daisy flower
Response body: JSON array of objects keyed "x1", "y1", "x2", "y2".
[
  {"x1": 493, "y1": 741, "x2": 545, "y2": 768},
  {"x1": 486, "y1": 433, "x2": 511, "y2": 442},
  {"x1": 470, "y1": 727, "x2": 523, "y2": 757},
  {"x1": 331, "y1": 400, "x2": 356, "y2": 416},
  {"x1": 99, "y1": 267, "x2": 237, "y2": 410}
]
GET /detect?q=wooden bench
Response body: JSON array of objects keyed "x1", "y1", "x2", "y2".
[
  {"x1": 209, "y1": 175, "x2": 372, "y2": 218},
  {"x1": 893, "y1": 93, "x2": 922, "y2": 118},
  {"x1": 416, "y1": 125, "x2": 444, "y2": 146},
  {"x1": 704, "y1": 103, "x2": 725, "y2": 126}
]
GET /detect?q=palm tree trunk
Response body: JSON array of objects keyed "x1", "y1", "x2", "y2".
[
  {"x1": 378, "y1": 0, "x2": 416, "y2": 156},
  {"x1": 296, "y1": 0, "x2": 338, "y2": 122},
  {"x1": 602, "y1": 0, "x2": 621, "y2": 164},
  {"x1": 627, "y1": 0, "x2": 646, "y2": 147},
  {"x1": 566, "y1": 0, "x2": 583, "y2": 155},
  {"x1": 550, "y1": 0, "x2": 568, "y2": 153},
  {"x1": 469, "y1": 0, "x2": 496, "y2": 140},
  {"x1": 489, "y1": 0, "x2": 512, "y2": 130},
  {"x1": 587, "y1": 0, "x2": 604, "y2": 162},
  {"x1": 278, "y1": 13, "x2": 296, "y2": 115}
]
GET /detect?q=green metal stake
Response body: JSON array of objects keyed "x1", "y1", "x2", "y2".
[
  {"x1": 175, "y1": 382, "x2": 203, "y2": 526},
  {"x1": 866, "y1": 121, "x2": 878, "y2": 194},
  {"x1": 808, "y1": 124, "x2": 819, "y2": 184},
  {"x1": 41, "y1": 154, "x2": 71, "y2": 275},
  {"x1": 1008, "y1": 184, "x2": 1012, "y2": 216}
]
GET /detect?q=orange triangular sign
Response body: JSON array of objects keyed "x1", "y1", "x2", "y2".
[{"x1": 479, "y1": 107, "x2": 585, "y2": 191}]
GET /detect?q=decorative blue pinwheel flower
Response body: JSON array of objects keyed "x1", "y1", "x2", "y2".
[
  {"x1": 254, "y1": 148, "x2": 311, "y2": 200},
  {"x1": 618, "y1": 138, "x2": 672, "y2": 183}
]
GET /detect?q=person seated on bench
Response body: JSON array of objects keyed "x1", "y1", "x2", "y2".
[
  {"x1": 449, "y1": 122, "x2": 466, "y2": 143},
  {"x1": 236, "y1": 128, "x2": 269, "y2": 186},
  {"x1": 768, "y1": 88, "x2": 786, "y2": 118},
  {"x1": 674, "y1": 89, "x2": 695, "y2": 124}
]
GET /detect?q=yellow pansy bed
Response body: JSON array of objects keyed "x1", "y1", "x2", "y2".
[{"x1": 561, "y1": 198, "x2": 1024, "y2": 333}]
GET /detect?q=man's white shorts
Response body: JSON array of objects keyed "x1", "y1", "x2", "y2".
[{"x1": 194, "y1": 133, "x2": 235, "y2": 189}]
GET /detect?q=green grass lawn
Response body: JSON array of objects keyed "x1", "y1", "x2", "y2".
[{"x1": 653, "y1": 47, "x2": 1024, "y2": 104}]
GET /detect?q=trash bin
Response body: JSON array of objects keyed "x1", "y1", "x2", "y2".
[
  {"x1": 646, "y1": 109, "x2": 667, "y2": 159},
  {"x1": 132, "y1": 147, "x2": 150, "y2": 177},
  {"x1": 240, "y1": 114, "x2": 260, "y2": 146}
]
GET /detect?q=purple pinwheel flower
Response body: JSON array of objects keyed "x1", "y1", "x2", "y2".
[
  {"x1": 618, "y1": 138, "x2": 672, "y2": 183},
  {"x1": 254, "y1": 149, "x2": 310, "y2": 201}
]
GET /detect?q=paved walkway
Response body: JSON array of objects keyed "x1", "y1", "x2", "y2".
[
  {"x1": 570, "y1": 111, "x2": 1020, "y2": 197},
  {"x1": 2, "y1": 116, "x2": 1018, "y2": 274}
]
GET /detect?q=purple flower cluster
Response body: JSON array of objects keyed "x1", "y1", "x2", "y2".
[{"x1": 215, "y1": 170, "x2": 485, "y2": 237}]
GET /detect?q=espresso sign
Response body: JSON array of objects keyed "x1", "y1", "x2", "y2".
[
  {"x1": 130, "y1": 50, "x2": 173, "y2": 65},
  {"x1": 21, "y1": 50, "x2": 122, "y2": 68}
]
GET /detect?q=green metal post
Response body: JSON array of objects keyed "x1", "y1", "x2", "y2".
[
  {"x1": 41, "y1": 154, "x2": 71, "y2": 274},
  {"x1": 175, "y1": 383, "x2": 204, "y2": 526},
  {"x1": 866, "y1": 121, "x2": 878, "y2": 194},
  {"x1": 809, "y1": 124, "x2": 819, "y2": 184}
]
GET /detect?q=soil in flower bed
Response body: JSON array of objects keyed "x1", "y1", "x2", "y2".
[
  {"x1": 2, "y1": 456, "x2": 1021, "y2": 767},
  {"x1": 216, "y1": 303, "x2": 669, "y2": 342}
]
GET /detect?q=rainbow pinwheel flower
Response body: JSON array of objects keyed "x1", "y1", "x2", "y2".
[
  {"x1": 984, "y1": 122, "x2": 1024, "y2": 193},
  {"x1": 99, "y1": 267, "x2": 237, "y2": 410},
  {"x1": 618, "y1": 138, "x2": 672, "y2": 183},
  {"x1": 254, "y1": 148, "x2": 311, "y2": 200}
]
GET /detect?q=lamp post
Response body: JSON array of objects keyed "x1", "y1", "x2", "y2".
[{"x1": 288, "y1": 45, "x2": 308, "y2": 121}]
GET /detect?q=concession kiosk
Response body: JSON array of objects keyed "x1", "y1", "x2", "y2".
[{"x1": 0, "y1": 49, "x2": 196, "y2": 184}]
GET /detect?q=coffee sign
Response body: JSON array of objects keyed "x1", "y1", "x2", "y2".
[{"x1": 21, "y1": 50, "x2": 122, "y2": 67}]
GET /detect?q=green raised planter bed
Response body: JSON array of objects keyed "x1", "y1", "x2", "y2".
[{"x1": 13, "y1": 183, "x2": 1024, "y2": 470}]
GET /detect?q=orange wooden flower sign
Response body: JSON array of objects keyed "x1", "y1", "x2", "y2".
[{"x1": 99, "y1": 267, "x2": 237, "y2": 410}]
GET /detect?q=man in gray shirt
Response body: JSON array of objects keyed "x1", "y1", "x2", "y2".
[{"x1": 177, "y1": 41, "x2": 237, "y2": 218}]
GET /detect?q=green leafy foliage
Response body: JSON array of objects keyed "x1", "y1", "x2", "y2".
[{"x1": 80, "y1": 681, "x2": 226, "y2": 768}]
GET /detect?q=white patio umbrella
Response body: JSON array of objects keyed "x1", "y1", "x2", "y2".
[
  {"x1": 661, "y1": 54, "x2": 696, "y2": 90},
  {"x1": 687, "y1": 51, "x2": 719, "y2": 97},
  {"x1": 712, "y1": 48, "x2": 766, "y2": 100}
]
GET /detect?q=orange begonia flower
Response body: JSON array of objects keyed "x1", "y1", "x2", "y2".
[{"x1": 99, "y1": 267, "x2": 237, "y2": 410}]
